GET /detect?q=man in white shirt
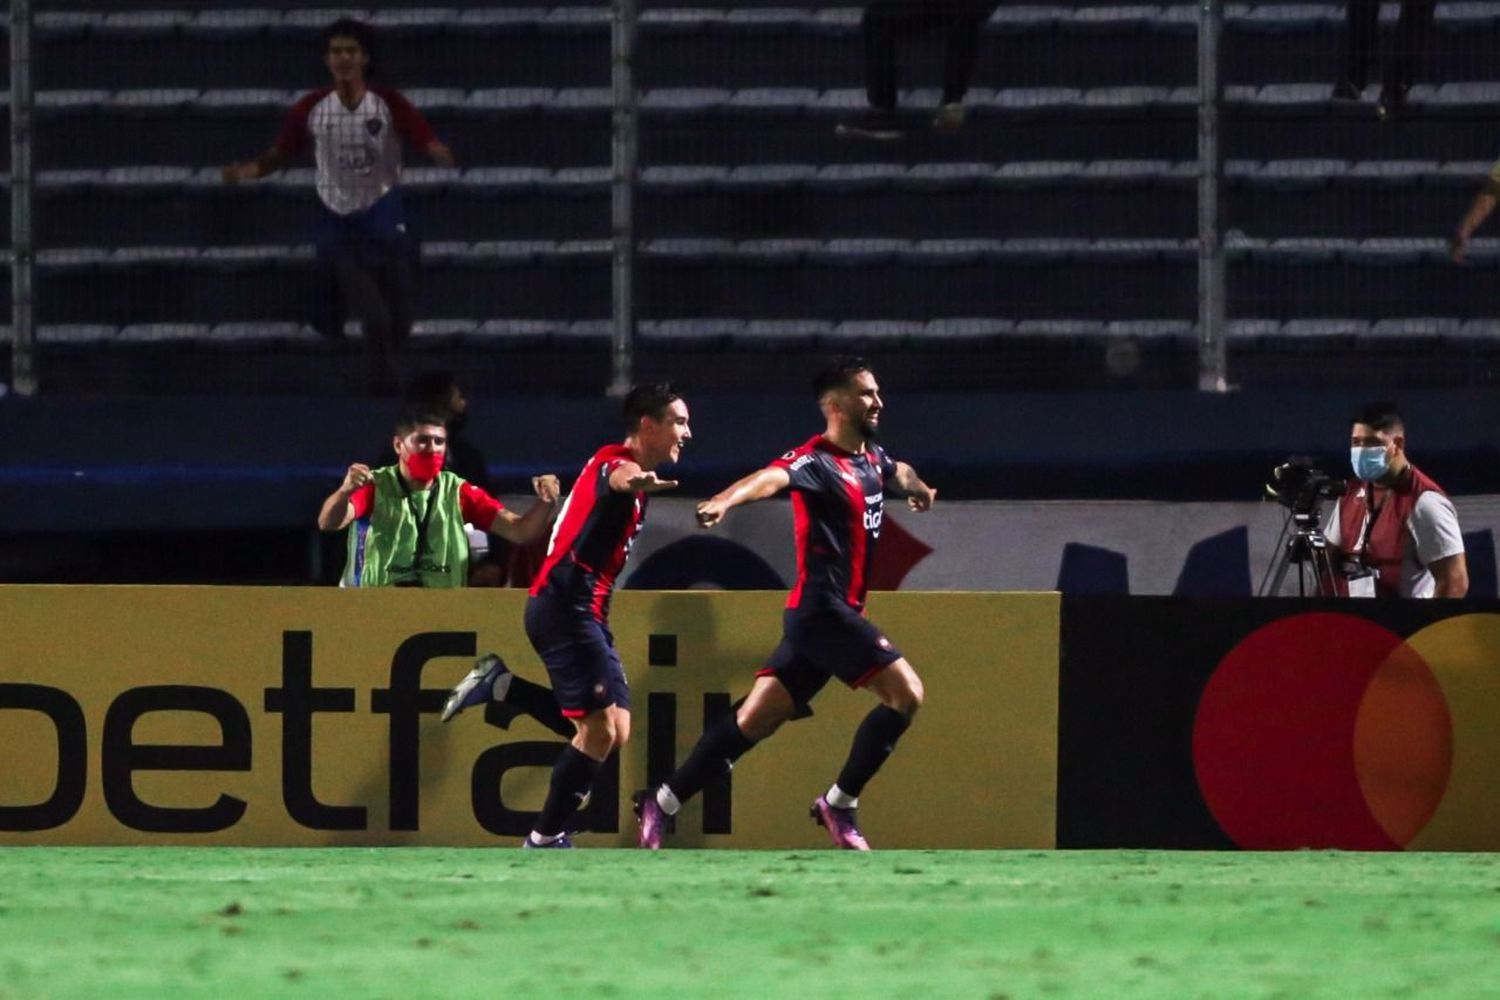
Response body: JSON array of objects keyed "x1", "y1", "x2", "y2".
[
  {"x1": 1324, "y1": 402, "x2": 1467, "y2": 598},
  {"x1": 223, "y1": 18, "x2": 455, "y2": 394}
]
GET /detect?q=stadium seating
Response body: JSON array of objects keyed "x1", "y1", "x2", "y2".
[
  {"x1": 2, "y1": 3, "x2": 1498, "y2": 391},
  {"x1": 16, "y1": 82, "x2": 1500, "y2": 167},
  {"x1": 16, "y1": 156, "x2": 1492, "y2": 246},
  {"x1": 9, "y1": 234, "x2": 1500, "y2": 324},
  {"x1": 25, "y1": 6, "x2": 1500, "y2": 91}
]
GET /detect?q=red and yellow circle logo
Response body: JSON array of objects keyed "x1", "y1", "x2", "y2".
[{"x1": 1192, "y1": 612, "x2": 1500, "y2": 850}]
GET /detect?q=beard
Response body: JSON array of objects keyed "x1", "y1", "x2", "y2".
[{"x1": 858, "y1": 415, "x2": 880, "y2": 440}]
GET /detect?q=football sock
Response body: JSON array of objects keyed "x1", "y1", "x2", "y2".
[
  {"x1": 655, "y1": 785, "x2": 682, "y2": 816},
  {"x1": 534, "y1": 745, "x2": 602, "y2": 837},
  {"x1": 499, "y1": 675, "x2": 574, "y2": 738},
  {"x1": 834, "y1": 705, "x2": 911, "y2": 798},
  {"x1": 489, "y1": 670, "x2": 514, "y2": 702},
  {"x1": 825, "y1": 784, "x2": 859, "y2": 809},
  {"x1": 662, "y1": 713, "x2": 758, "y2": 808}
]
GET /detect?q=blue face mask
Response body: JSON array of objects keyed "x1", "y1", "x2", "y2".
[{"x1": 1351, "y1": 446, "x2": 1389, "y2": 483}]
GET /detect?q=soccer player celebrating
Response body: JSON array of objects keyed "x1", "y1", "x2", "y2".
[
  {"x1": 636, "y1": 358, "x2": 936, "y2": 850},
  {"x1": 442, "y1": 384, "x2": 691, "y2": 848}
]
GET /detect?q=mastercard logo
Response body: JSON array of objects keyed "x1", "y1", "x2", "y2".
[{"x1": 1192, "y1": 612, "x2": 1500, "y2": 851}]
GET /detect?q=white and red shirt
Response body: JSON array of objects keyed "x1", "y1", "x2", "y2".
[
  {"x1": 771, "y1": 436, "x2": 898, "y2": 613},
  {"x1": 275, "y1": 85, "x2": 437, "y2": 215},
  {"x1": 530, "y1": 444, "x2": 648, "y2": 622}
]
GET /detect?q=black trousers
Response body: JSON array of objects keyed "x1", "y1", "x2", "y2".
[
  {"x1": 862, "y1": 0, "x2": 998, "y2": 111},
  {"x1": 326, "y1": 238, "x2": 416, "y2": 393},
  {"x1": 1341, "y1": 0, "x2": 1436, "y2": 92}
]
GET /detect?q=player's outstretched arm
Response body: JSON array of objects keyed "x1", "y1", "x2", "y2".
[
  {"x1": 608, "y1": 461, "x2": 679, "y2": 495},
  {"x1": 317, "y1": 463, "x2": 371, "y2": 531},
  {"x1": 696, "y1": 466, "x2": 791, "y2": 528},
  {"x1": 892, "y1": 462, "x2": 937, "y2": 512}
]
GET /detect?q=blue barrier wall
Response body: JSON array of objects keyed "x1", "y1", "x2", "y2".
[{"x1": 5, "y1": 388, "x2": 1500, "y2": 534}]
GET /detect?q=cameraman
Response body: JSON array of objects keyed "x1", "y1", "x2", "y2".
[{"x1": 1324, "y1": 403, "x2": 1467, "y2": 598}]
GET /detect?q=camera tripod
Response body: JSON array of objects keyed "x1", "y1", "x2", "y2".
[{"x1": 1259, "y1": 509, "x2": 1340, "y2": 597}]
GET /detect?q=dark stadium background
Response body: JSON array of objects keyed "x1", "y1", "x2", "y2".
[{"x1": 4, "y1": 0, "x2": 1498, "y2": 583}]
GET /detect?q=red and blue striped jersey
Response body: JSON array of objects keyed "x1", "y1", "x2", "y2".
[
  {"x1": 771, "y1": 435, "x2": 898, "y2": 612},
  {"x1": 530, "y1": 444, "x2": 646, "y2": 621}
]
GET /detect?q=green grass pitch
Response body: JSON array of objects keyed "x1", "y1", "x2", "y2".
[{"x1": 2, "y1": 848, "x2": 1498, "y2": 998}]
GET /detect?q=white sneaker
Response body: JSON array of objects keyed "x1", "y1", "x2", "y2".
[{"x1": 440, "y1": 653, "x2": 510, "y2": 723}]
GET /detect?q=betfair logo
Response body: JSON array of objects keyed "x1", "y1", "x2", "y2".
[{"x1": 0, "y1": 631, "x2": 735, "y2": 839}]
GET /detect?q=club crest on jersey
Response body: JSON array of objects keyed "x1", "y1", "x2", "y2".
[{"x1": 365, "y1": 118, "x2": 383, "y2": 136}]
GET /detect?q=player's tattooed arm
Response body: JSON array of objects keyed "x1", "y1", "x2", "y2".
[
  {"x1": 892, "y1": 462, "x2": 937, "y2": 512},
  {"x1": 608, "y1": 461, "x2": 679, "y2": 495},
  {"x1": 696, "y1": 467, "x2": 792, "y2": 528}
]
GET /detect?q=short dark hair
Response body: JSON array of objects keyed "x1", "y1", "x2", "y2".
[
  {"x1": 322, "y1": 18, "x2": 377, "y2": 76},
  {"x1": 813, "y1": 357, "x2": 872, "y2": 398},
  {"x1": 395, "y1": 406, "x2": 448, "y2": 436},
  {"x1": 1352, "y1": 401, "x2": 1404, "y2": 434},
  {"x1": 622, "y1": 382, "x2": 683, "y2": 431}
]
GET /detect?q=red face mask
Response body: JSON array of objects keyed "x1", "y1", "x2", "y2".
[{"x1": 404, "y1": 450, "x2": 445, "y2": 481}]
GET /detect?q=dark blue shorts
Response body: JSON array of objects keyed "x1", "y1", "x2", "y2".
[
  {"x1": 523, "y1": 596, "x2": 630, "y2": 718},
  {"x1": 758, "y1": 603, "x2": 903, "y2": 708},
  {"x1": 311, "y1": 188, "x2": 410, "y2": 257}
]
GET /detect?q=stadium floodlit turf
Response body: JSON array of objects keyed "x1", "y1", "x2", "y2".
[{"x1": 2, "y1": 849, "x2": 1498, "y2": 998}]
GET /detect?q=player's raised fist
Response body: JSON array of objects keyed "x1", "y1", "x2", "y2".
[
  {"x1": 532, "y1": 474, "x2": 562, "y2": 503},
  {"x1": 906, "y1": 483, "x2": 937, "y2": 512}
]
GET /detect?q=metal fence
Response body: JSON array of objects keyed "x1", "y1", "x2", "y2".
[{"x1": 4, "y1": 1, "x2": 1499, "y2": 396}]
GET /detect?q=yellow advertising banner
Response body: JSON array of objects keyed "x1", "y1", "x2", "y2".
[{"x1": 0, "y1": 587, "x2": 1060, "y2": 848}]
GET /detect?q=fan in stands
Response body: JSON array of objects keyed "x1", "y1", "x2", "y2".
[
  {"x1": 837, "y1": 1, "x2": 1000, "y2": 140},
  {"x1": 221, "y1": 18, "x2": 455, "y2": 395}
]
